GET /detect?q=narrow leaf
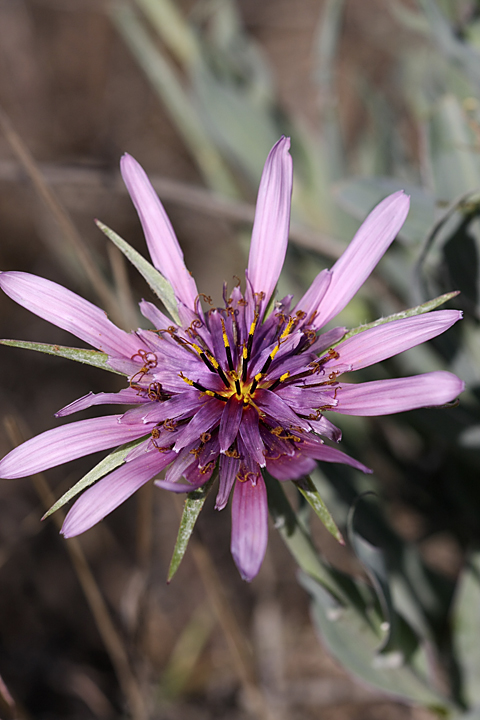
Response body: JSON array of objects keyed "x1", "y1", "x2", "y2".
[
  {"x1": 95, "y1": 220, "x2": 180, "y2": 323},
  {"x1": 168, "y1": 472, "x2": 216, "y2": 582},
  {"x1": 0, "y1": 339, "x2": 123, "y2": 374},
  {"x1": 294, "y1": 475, "x2": 344, "y2": 544},
  {"x1": 451, "y1": 552, "x2": 480, "y2": 708},
  {"x1": 265, "y1": 474, "x2": 349, "y2": 603},
  {"x1": 42, "y1": 436, "x2": 148, "y2": 519},
  {"x1": 336, "y1": 291, "x2": 460, "y2": 345}
]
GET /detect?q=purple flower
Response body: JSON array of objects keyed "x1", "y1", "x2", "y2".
[{"x1": 0, "y1": 138, "x2": 464, "y2": 581}]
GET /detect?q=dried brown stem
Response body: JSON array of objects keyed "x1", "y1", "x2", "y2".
[
  {"x1": 0, "y1": 107, "x2": 123, "y2": 326},
  {"x1": 0, "y1": 158, "x2": 346, "y2": 260},
  {"x1": 170, "y1": 495, "x2": 276, "y2": 720},
  {"x1": 3, "y1": 415, "x2": 148, "y2": 720}
]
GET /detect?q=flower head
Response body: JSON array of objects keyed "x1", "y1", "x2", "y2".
[{"x1": 0, "y1": 138, "x2": 464, "y2": 581}]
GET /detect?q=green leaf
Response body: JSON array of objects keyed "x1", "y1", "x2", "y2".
[
  {"x1": 294, "y1": 475, "x2": 344, "y2": 544},
  {"x1": 335, "y1": 291, "x2": 460, "y2": 345},
  {"x1": 300, "y1": 572, "x2": 453, "y2": 710},
  {"x1": 167, "y1": 472, "x2": 216, "y2": 582},
  {"x1": 451, "y1": 552, "x2": 480, "y2": 708},
  {"x1": 95, "y1": 220, "x2": 181, "y2": 324},
  {"x1": 42, "y1": 437, "x2": 148, "y2": 519},
  {"x1": 0, "y1": 339, "x2": 123, "y2": 374}
]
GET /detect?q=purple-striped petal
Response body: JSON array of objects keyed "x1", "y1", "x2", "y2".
[
  {"x1": 309, "y1": 415, "x2": 342, "y2": 442},
  {"x1": 173, "y1": 400, "x2": 224, "y2": 451},
  {"x1": 231, "y1": 476, "x2": 268, "y2": 582},
  {"x1": 0, "y1": 415, "x2": 152, "y2": 479},
  {"x1": 254, "y1": 389, "x2": 310, "y2": 431},
  {"x1": 334, "y1": 372, "x2": 465, "y2": 416},
  {"x1": 266, "y1": 453, "x2": 316, "y2": 481},
  {"x1": 247, "y1": 137, "x2": 293, "y2": 311},
  {"x1": 216, "y1": 455, "x2": 239, "y2": 510},
  {"x1": 326, "y1": 310, "x2": 462, "y2": 373},
  {"x1": 219, "y1": 396, "x2": 243, "y2": 453},
  {"x1": 61, "y1": 450, "x2": 175, "y2": 537},
  {"x1": 302, "y1": 441, "x2": 371, "y2": 473},
  {"x1": 0, "y1": 272, "x2": 144, "y2": 358},
  {"x1": 120, "y1": 153, "x2": 198, "y2": 311},
  {"x1": 313, "y1": 191, "x2": 410, "y2": 329},
  {"x1": 238, "y1": 409, "x2": 265, "y2": 467}
]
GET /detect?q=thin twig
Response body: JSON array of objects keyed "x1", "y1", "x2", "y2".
[
  {"x1": 3, "y1": 415, "x2": 149, "y2": 720},
  {"x1": 0, "y1": 107, "x2": 124, "y2": 326}
]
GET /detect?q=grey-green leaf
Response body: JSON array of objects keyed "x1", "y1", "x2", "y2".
[
  {"x1": 95, "y1": 220, "x2": 180, "y2": 324},
  {"x1": 294, "y1": 475, "x2": 344, "y2": 544},
  {"x1": 0, "y1": 339, "x2": 123, "y2": 374},
  {"x1": 451, "y1": 552, "x2": 480, "y2": 708},
  {"x1": 42, "y1": 437, "x2": 149, "y2": 519},
  {"x1": 167, "y1": 473, "x2": 216, "y2": 582},
  {"x1": 301, "y1": 572, "x2": 452, "y2": 709}
]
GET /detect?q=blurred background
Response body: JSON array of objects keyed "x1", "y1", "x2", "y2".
[{"x1": 0, "y1": 0, "x2": 479, "y2": 718}]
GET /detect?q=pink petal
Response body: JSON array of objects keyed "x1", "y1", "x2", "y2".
[
  {"x1": 266, "y1": 453, "x2": 317, "y2": 481},
  {"x1": 334, "y1": 372, "x2": 465, "y2": 416},
  {"x1": 254, "y1": 389, "x2": 310, "y2": 431},
  {"x1": 61, "y1": 450, "x2": 175, "y2": 537},
  {"x1": 55, "y1": 388, "x2": 148, "y2": 417},
  {"x1": 326, "y1": 310, "x2": 462, "y2": 373},
  {"x1": 314, "y1": 191, "x2": 410, "y2": 329},
  {"x1": 231, "y1": 475, "x2": 268, "y2": 582},
  {"x1": 247, "y1": 137, "x2": 293, "y2": 312},
  {"x1": 139, "y1": 300, "x2": 175, "y2": 330},
  {"x1": 120, "y1": 154, "x2": 198, "y2": 311},
  {"x1": 173, "y1": 400, "x2": 224, "y2": 451},
  {"x1": 0, "y1": 272, "x2": 143, "y2": 358},
  {"x1": 0, "y1": 415, "x2": 152, "y2": 479},
  {"x1": 302, "y1": 442, "x2": 371, "y2": 473},
  {"x1": 295, "y1": 269, "x2": 332, "y2": 326}
]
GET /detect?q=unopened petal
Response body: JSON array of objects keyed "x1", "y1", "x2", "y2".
[
  {"x1": 0, "y1": 415, "x2": 152, "y2": 479},
  {"x1": 334, "y1": 372, "x2": 465, "y2": 416},
  {"x1": 247, "y1": 137, "x2": 293, "y2": 312},
  {"x1": 62, "y1": 450, "x2": 175, "y2": 537},
  {"x1": 0, "y1": 272, "x2": 143, "y2": 358},
  {"x1": 231, "y1": 475, "x2": 268, "y2": 582},
  {"x1": 121, "y1": 153, "x2": 198, "y2": 310},
  {"x1": 314, "y1": 191, "x2": 410, "y2": 329}
]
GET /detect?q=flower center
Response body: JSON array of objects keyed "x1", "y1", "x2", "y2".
[{"x1": 179, "y1": 312, "x2": 297, "y2": 407}]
